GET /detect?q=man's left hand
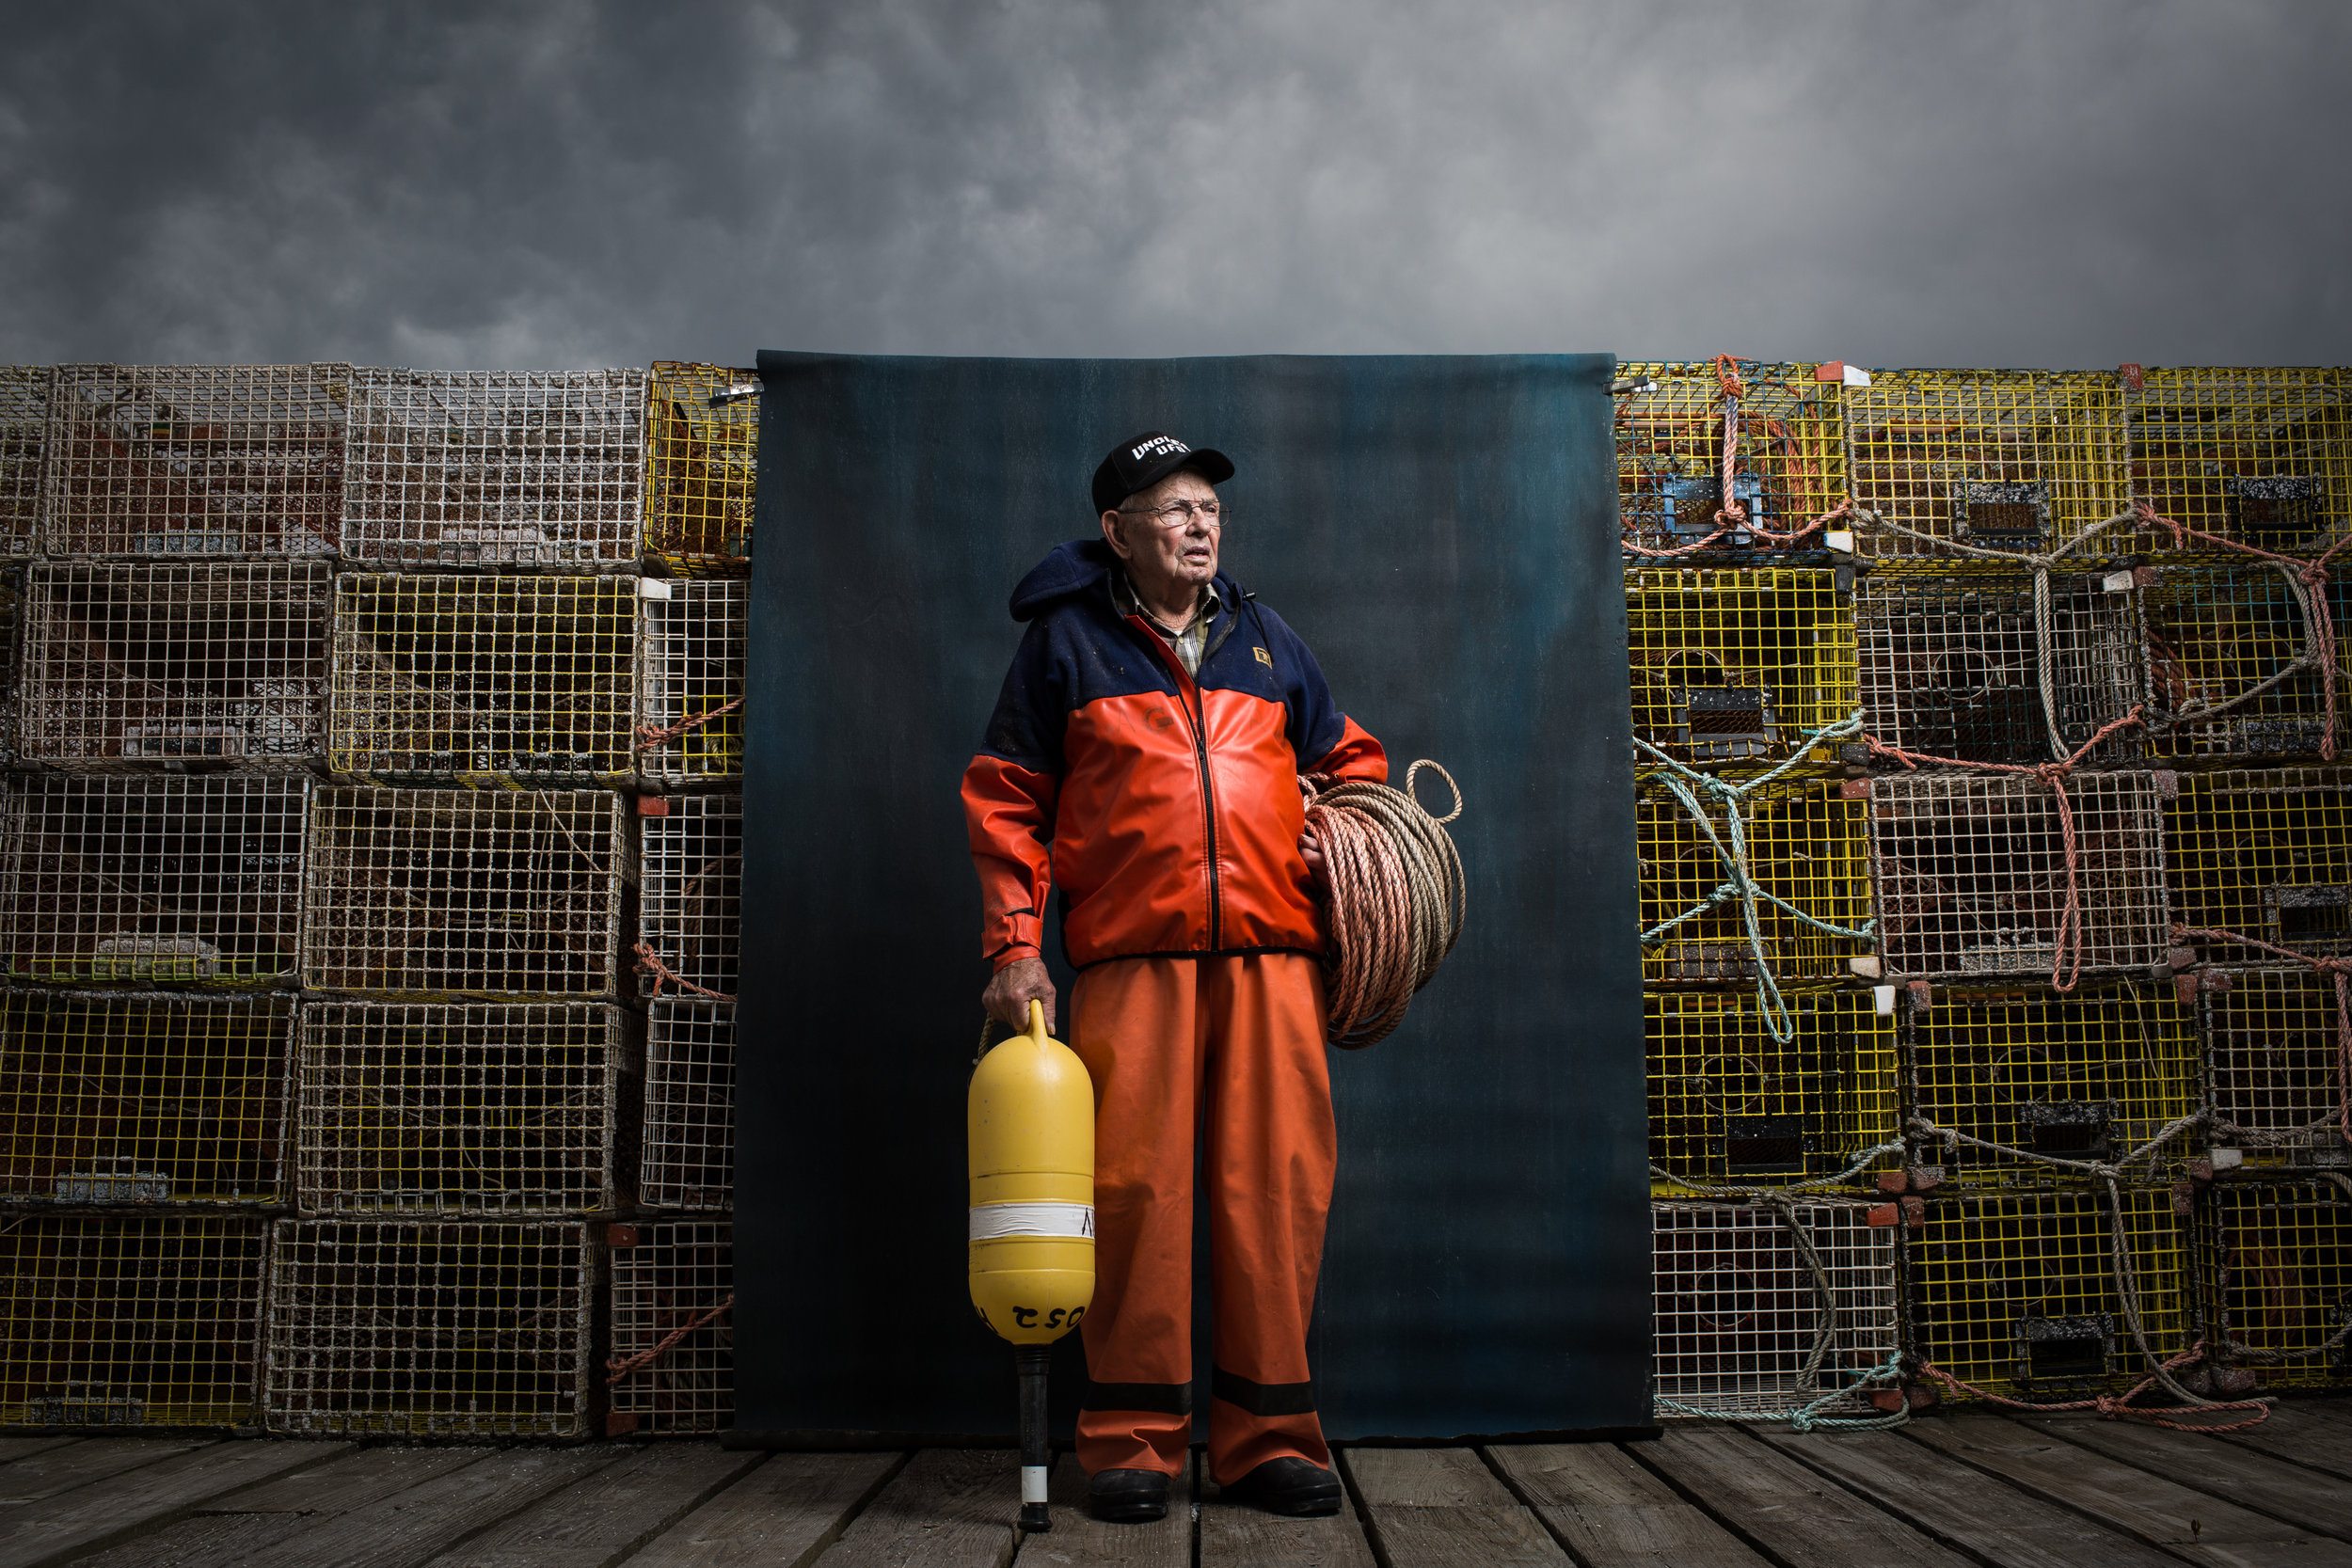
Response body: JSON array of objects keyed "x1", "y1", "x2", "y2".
[{"x1": 1299, "y1": 829, "x2": 1328, "y2": 897}]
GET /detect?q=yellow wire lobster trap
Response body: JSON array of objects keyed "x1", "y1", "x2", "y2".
[
  {"x1": 341, "y1": 368, "x2": 644, "y2": 569},
  {"x1": 262, "y1": 1219, "x2": 589, "y2": 1438},
  {"x1": 2138, "y1": 564, "x2": 2346, "y2": 763},
  {"x1": 608, "y1": 1220, "x2": 732, "y2": 1435},
  {"x1": 0, "y1": 775, "x2": 309, "y2": 988},
  {"x1": 1627, "y1": 567, "x2": 1858, "y2": 769},
  {"x1": 14, "y1": 561, "x2": 330, "y2": 769},
  {"x1": 644, "y1": 363, "x2": 756, "y2": 574},
  {"x1": 1651, "y1": 1198, "x2": 1898, "y2": 1420},
  {"x1": 1854, "y1": 562, "x2": 2144, "y2": 767},
  {"x1": 1646, "y1": 989, "x2": 1896, "y2": 1194},
  {"x1": 1616, "y1": 361, "x2": 1848, "y2": 554},
  {"x1": 1842, "y1": 370, "x2": 2130, "y2": 559},
  {"x1": 637, "y1": 578, "x2": 746, "y2": 788},
  {"x1": 1, "y1": 1216, "x2": 265, "y2": 1427},
  {"x1": 2202, "y1": 1179, "x2": 2352, "y2": 1388},
  {"x1": 327, "y1": 572, "x2": 637, "y2": 787},
  {"x1": 2167, "y1": 768, "x2": 2352, "y2": 962},
  {"x1": 1910, "y1": 1185, "x2": 2190, "y2": 1401},
  {"x1": 1908, "y1": 980, "x2": 2199, "y2": 1188},
  {"x1": 294, "y1": 1002, "x2": 620, "y2": 1217},
  {"x1": 1868, "y1": 770, "x2": 2170, "y2": 983},
  {"x1": 639, "y1": 793, "x2": 741, "y2": 1001},
  {"x1": 0, "y1": 365, "x2": 48, "y2": 557},
  {"x1": 2203, "y1": 970, "x2": 2351, "y2": 1167},
  {"x1": 40, "y1": 363, "x2": 347, "y2": 559},
  {"x1": 2129, "y1": 367, "x2": 2350, "y2": 556},
  {"x1": 0, "y1": 990, "x2": 293, "y2": 1205},
  {"x1": 301, "y1": 788, "x2": 624, "y2": 1001},
  {"x1": 643, "y1": 999, "x2": 735, "y2": 1212}
]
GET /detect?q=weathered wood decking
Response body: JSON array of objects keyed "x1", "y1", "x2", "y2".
[{"x1": 4, "y1": 1402, "x2": 2351, "y2": 1567}]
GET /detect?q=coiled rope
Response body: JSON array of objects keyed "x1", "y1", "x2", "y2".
[{"x1": 1303, "y1": 760, "x2": 1467, "y2": 1049}]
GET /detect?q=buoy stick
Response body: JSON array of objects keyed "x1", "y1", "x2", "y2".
[{"x1": 1016, "y1": 1343, "x2": 1052, "y2": 1532}]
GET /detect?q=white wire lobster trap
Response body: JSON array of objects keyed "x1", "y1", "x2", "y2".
[
  {"x1": 1868, "y1": 771, "x2": 2169, "y2": 982},
  {"x1": 2130, "y1": 367, "x2": 2350, "y2": 557},
  {"x1": 294, "y1": 1002, "x2": 619, "y2": 1217},
  {"x1": 262, "y1": 1219, "x2": 589, "y2": 1438},
  {"x1": 1651, "y1": 1199, "x2": 1897, "y2": 1420},
  {"x1": 0, "y1": 990, "x2": 294, "y2": 1204},
  {"x1": 2203, "y1": 971, "x2": 2351, "y2": 1168},
  {"x1": 642, "y1": 999, "x2": 735, "y2": 1212},
  {"x1": 1, "y1": 1216, "x2": 265, "y2": 1428},
  {"x1": 2139, "y1": 562, "x2": 2345, "y2": 763},
  {"x1": 0, "y1": 366, "x2": 49, "y2": 558},
  {"x1": 0, "y1": 775, "x2": 308, "y2": 987},
  {"x1": 2167, "y1": 768, "x2": 2352, "y2": 963},
  {"x1": 40, "y1": 363, "x2": 347, "y2": 559},
  {"x1": 341, "y1": 369, "x2": 644, "y2": 568},
  {"x1": 13, "y1": 561, "x2": 330, "y2": 769},
  {"x1": 637, "y1": 578, "x2": 745, "y2": 787},
  {"x1": 639, "y1": 794, "x2": 740, "y2": 1000},
  {"x1": 608, "y1": 1220, "x2": 732, "y2": 1434},
  {"x1": 327, "y1": 572, "x2": 637, "y2": 788},
  {"x1": 1854, "y1": 564, "x2": 2144, "y2": 766},
  {"x1": 301, "y1": 788, "x2": 623, "y2": 1000}
]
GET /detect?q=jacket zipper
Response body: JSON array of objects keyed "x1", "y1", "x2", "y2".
[{"x1": 1134, "y1": 615, "x2": 1222, "y2": 951}]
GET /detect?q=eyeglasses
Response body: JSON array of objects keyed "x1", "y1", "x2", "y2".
[{"x1": 1119, "y1": 499, "x2": 1226, "y2": 530}]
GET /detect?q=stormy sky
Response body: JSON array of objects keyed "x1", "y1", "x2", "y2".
[{"x1": 1, "y1": 1, "x2": 2344, "y2": 372}]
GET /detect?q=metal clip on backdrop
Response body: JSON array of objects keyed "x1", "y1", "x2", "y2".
[{"x1": 1304, "y1": 759, "x2": 1468, "y2": 1049}]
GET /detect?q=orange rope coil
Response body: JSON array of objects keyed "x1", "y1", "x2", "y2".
[{"x1": 1303, "y1": 759, "x2": 1466, "y2": 1049}]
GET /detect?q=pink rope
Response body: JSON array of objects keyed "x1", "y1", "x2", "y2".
[
  {"x1": 1917, "y1": 1340, "x2": 2269, "y2": 1433},
  {"x1": 632, "y1": 941, "x2": 736, "y2": 1002},
  {"x1": 2173, "y1": 923, "x2": 2352, "y2": 1139},
  {"x1": 1621, "y1": 355, "x2": 1846, "y2": 558},
  {"x1": 637, "y1": 696, "x2": 745, "y2": 752},
  {"x1": 607, "y1": 1294, "x2": 734, "y2": 1384}
]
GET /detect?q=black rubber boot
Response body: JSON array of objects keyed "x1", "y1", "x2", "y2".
[
  {"x1": 1088, "y1": 1467, "x2": 1171, "y2": 1523},
  {"x1": 1220, "y1": 1456, "x2": 1343, "y2": 1516}
]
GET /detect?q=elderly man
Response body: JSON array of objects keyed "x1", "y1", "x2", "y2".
[{"x1": 961, "y1": 432, "x2": 1386, "y2": 1523}]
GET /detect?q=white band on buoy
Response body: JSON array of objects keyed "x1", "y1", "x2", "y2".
[
  {"x1": 969, "y1": 1202, "x2": 1095, "y2": 1242},
  {"x1": 1023, "y1": 1465, "x2": 1050, "y2": 1503}
]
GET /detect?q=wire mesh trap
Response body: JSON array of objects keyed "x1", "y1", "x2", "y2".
[
  {"x1": 1636, "y1": 772, "x2": 1871, "y2": 989},
  {"x1": 0, "y1": 365, "x2": 49, "y2": 558},
  {"x1": 608, "y1": 1220, "x2": 732, "y2": 1434},
  {"x1": 1908, "y1": 980, "x2": 2199, "y2": 1187},
  {"x1": 638, "y1": 795, "x2": 740, "y2": 1000},
  {"x1": 1650, "y1": 1199, "x2": 1897, "y2": 1419},
  {"x1": 301, "y1": 788, "x2": 623, "y2": 1000},
  {"x1": 1615, "y1": 361, "x2": 1848, "y2": 554},
  {"x1": 1853, "y1": 563, "x2": 2144, "y2": 766},
  {"x1": 1868, "y1": 771, "x2": 2169, "y2": 983},
  {"x1": 327, "y1": 572, "x2": 637, "y2": 788},
  {"x1": 1627, "y1": 567, "x2": 1858, "y2": 768},
  {"x1": 642, "y1": 1000, "x2": 735, "y2": 1212},
  {"x1": 0, "y1": 775, "x2": 308, "y2": 987},
  {"x1": 262, "y1": 1219, "x2": 589, "y2": 1437},
  {"x1": 14, "y1": 561, "x2": 330, "y2": 769},
  {"x1": 2204, "y1": 970, "x2": 2351, "y2": 1167},
  {"x1": 2139, "y1": 564, "x2": 2344, "y2": 763},
  {"x1": 2130, "y1": 367, "x2": 2350, "y2": 556},
  {"x1": 637, "y1": 579, "x2": 746, "y2": 788},
  {"x1": 2167, "y1": 768, "x2": 2352, "y2": 961},
  {"x1": 341, "y1": 369, "x2": 644, "y2": 568},
  {"x1": 40, "y1": 363, "x2": 347, "y2": 559},
  {"x1": 1842, "y1": 371, "x2": 2131, "y2": 559},
  {"x1": 644, "y1": 363, "x2": 756, "y2": 574},
  {"x1": 0, "y1": 990, "x2": 293, "y2": 1204},
  {"x1": 2204, "y1": 1180, "x2": 2352, "y2": 1388},
  {"x1": 0, "y1": 1216, "x2": 265, "y2": 1427},
  {"x1": 294, "y1": 1002, "x2": 619, "y2": 1217},
  {"x1": 1910, "y1": 1186, "x2": 2189, "y2": 1400},
  {"x1": 1646, "y1": 990, "x2": 1896, "y2": 1193}
]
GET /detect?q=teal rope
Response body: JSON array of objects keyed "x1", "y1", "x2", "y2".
[{"x1": 1656, "y1": 1351, "x2": 1911, "y2": 1431}]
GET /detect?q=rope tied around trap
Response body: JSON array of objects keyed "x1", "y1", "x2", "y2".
[
  {"x1": 607, "y1": 1293, "x2": 735, "y2": 1385},
  {"x1": 1620, "y1": 355, "x2": 1855, "y2": 560},
  {"x1": 2172, "y1": 923, "x2": 2352, "y2": 1141},
  {"x1": 1303, "y1": 759, "x2": 1467, "y2": 1049}
]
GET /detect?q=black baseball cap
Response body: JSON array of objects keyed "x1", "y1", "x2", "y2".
[{"x1": 1091, "y1": 431, "x2": 1234, "y2": 515}]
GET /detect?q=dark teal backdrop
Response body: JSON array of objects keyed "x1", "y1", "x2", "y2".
[{"x1": 733, "y1": 352, "x2": 1647, "y2": 1441}]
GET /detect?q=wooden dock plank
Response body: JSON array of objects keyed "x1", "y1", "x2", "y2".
[
  {"x1": 2218, "y1": 1403, "x2": 2352, "y2": 1484},
  {"x1": 0, "y1": 1442, "x2": 76, "y2": 1469},
  {"x1": 1200, "y1": 1467, "x2": 1376, "y2": 1568},
  {"x1": 808, "y1": 1449, "x2": 1017, "y2": 1568},
  {"x1": 2010, "y1": 1411, "x2": 2352, "y2": 1543},
  {"x1": 1341, "y1": 1448, "x2": 1569, "y2": 1566},
  {"x1": 200, "y1": 1444, "x2": 489, "y2": 1515},
  {"x1": 1757, "y1": 1426, "x2": 2185, "y2": 1568},
  {"x1": 423, "y1": 1444, "x2": 764, "y2": 1568},
  {"x1": 1639, "y1": 1425, "x2": 1978, "y2": 1568},
  {"x1": 1024, "y1": 1454, "x2": 1190, "y2": 1566},
  {"x1": 233, "y1": 1447, "x2": 624, "y2": 1568},
  {"x1": 1905, "y1": 1409, "x2": 2352, "y2": 1566},
  {"x1": 57, "y1": 1513, "x2": 314, "y2": 1568},
  {"x1": 0, "y1": 1439, "x2": 212, "y2": 1505},
  {"x1": 0, "y1": 1438, "x2": 344, "y2": 1568},
  {"x1": 1487, "y1": 1442, "x2": 1773, "y2": 1568},
  {"x1": 625, "y1": 1452, "x2": 901, "y2": 1568}
]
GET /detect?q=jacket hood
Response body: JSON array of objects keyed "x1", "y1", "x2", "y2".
[{"x1": 1009, "y1": 537, "x2": 1238, "y2": 622}]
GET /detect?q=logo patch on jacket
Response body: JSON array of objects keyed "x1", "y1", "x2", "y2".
[{"x1": 1254, "y1": 646, "x2": 1273, "y2": 668}]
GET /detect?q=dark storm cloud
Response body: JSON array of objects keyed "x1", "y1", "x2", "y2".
[{"x1": 1, "y1": 0, "x2": 2345, "y2": 369}]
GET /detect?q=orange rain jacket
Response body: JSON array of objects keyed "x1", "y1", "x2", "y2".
[{"x1": 962, "y1": 539, "x2": 1386, "y2": 972}]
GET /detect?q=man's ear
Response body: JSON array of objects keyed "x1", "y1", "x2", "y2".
[{"x1": 1100, "y1": 510, "x2": 1134, "y2": 561}]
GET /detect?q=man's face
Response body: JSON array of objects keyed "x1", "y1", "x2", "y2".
[{"x1": 1102, "y1": 468, "x2": 1220, "y2": 592}]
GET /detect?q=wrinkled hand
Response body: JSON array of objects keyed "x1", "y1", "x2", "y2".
[
  {"x1": 983, "y1": 956, "x2": 1057, "y2": 1035},
  {"x1": 1298, "y1": 828, "x2": 1329, "y2": 898}
]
